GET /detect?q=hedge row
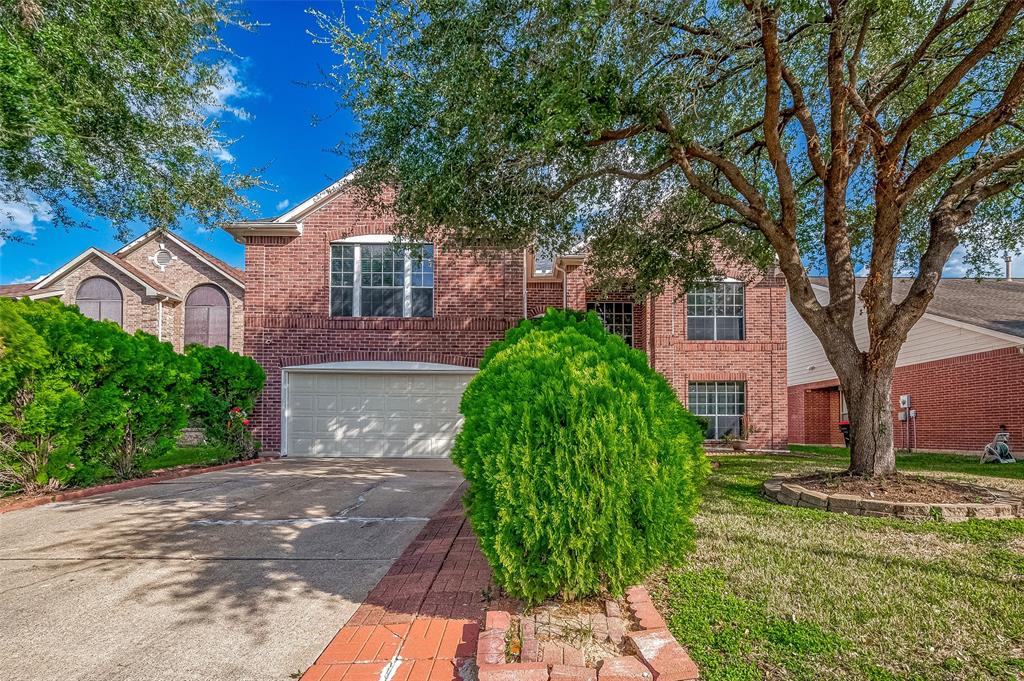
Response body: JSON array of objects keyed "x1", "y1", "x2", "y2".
[{"x1": 0, "y1": 297, "x2": 264, "y2": 493}]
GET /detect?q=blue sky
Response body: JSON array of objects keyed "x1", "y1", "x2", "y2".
[
  {"x1": 0, "y1": 1, "x2": 1019, "y2": 283},
  {"x1": 1, "y1": 1, "x2": 354, "y2": 284}
]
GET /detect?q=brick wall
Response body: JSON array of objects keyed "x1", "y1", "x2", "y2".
[
  {"x1": 243, "y1": 184, "x2": 789, "y2": 453},
  {"x1": 562, "y1": 265, "x2": 788, "y2": 450},
  {"x1": 119, "y1": 238, "x2": 245, "y2": 353},
  {"x1": 45, "y1": 236, "x2": 244, "y2": 354},
  {"x1": 645, "y1": 273, "x2": 789, "y2": 450},
  {"x1": 56, "y1": 259, "x2": 155, "y2": 336},
  {"x1": 789, "y1": 346, "x2": 1024, "y2": 452},
  {"x1": 243, "y1": 185, "x2": 524, "y2": 451}
]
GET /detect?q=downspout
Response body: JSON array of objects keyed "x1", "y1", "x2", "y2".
[
  {"x1": 522, "y1": 249, "x2": 529, "y2": 318},
  {"x1": 554, "y1": 259, "x2": 568, "y2": 309},
  {"x1": 157, "y1": 298, "x2": 164, "y2": 342}
]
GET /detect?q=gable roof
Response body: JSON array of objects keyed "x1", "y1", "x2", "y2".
[
  {"x1": 2, "y1": 229, "x2": 246, "y2": 299},
  {"x1": 114, "y1": 228, "x2": 245, "y2": 288},
  {"x1": 808, "y1": 276, "x2": 1024, "y2": 339},
  {"x1": 222, "y1": 171, "x2": 358, "y2": 242},
  {"x1": 0, "y1": 283, "x2": 65, "y2": 300},
  {"x1": 29, "y1": 247, "x2": 182, "y2": 301}
]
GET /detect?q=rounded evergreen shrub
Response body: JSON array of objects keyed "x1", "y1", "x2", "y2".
[{"x1": 452, "y1": 308, "x2": 708, "y2": 603}]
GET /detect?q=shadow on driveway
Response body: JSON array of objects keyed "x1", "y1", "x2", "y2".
[{"x1": 0, "y1": 458, "x2": 463, "y2": 681}]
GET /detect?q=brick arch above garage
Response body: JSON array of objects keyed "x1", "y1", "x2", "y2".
[{"x1": 282, "y1": 350, "x2": 481, "y2": 370}]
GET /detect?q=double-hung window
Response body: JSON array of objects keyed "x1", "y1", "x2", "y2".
[
  {"x1": 330, "y1": 241, "x2": 434, "y2": 317},
  {"x1": 686, "y1": 282, "x2": 744, "y2": 340},
  {"x1": 688, "y1": 381, "x2": 746, "y2": 440}
]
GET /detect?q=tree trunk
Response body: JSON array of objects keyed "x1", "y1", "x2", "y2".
[{"x1": 840, "y1": 365, "x2": 897, "y2": 477}]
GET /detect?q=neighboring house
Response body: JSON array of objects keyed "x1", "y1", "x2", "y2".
[
  {"x1": 788, "y1": 277, "x2": 1024, "y2": 453},
  {"x1": 0, "y1": 228, "x2": 245, "y2": 354},
  {"x1": 225, "y1": 177, "x2": 788, "y2": 457}
]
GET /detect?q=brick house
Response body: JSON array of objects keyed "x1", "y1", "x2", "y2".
[
  {"x1": 225, "y1": 176, "x2": 788, "y2": 456},
  {"x1": 0, "y1": 228, "x2": 245, "y2": 353},
  {"x1": 788, "y1": 277, "x2": 1024, "y2": 453}
]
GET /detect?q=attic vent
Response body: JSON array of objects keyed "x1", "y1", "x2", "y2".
[{"x1": 149, "y1": 244, "x2": 177, "y2": 271}]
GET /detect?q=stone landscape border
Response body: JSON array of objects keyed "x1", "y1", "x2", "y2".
[
  {"x1": 762, "y1": 475, "x2": 1024, "y2": 521},
  {"x1": 476, "y1": 586, "x2": 699, "y2": 681}
]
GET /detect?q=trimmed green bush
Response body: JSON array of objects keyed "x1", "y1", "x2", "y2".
[
  {"x1": 185, "y1": 344, "x2": 265, "y2": 457},
  {"x1": 0, "y1": 299, "x2": 84, "y2": 491},
  {"x1": 3, "y1": 298, "x2": 202, "y2": 485},
  {"x1": 452, "y1": 308, "x2": 709, "y2": 603}
]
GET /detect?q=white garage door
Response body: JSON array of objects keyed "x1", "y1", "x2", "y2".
[{"x1": 283, "y1": 362, "x2": 474, "y2": 457}]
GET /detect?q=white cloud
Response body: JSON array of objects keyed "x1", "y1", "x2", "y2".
[
  {"x1": 204, "y1": 63, "x2": 253, "y2": 122},
  {"x1": 9, "y1": 274, "x2": 43, "y2": 284},
  {"x1": 275, "y1": 199, "x2": 291, "y2": 211},
  {"x1": 942, "y1": 244, "x2": 1024, "y2": 278},
  {"x1": 0, "y1": 199, "x2": 52, "y2": 238},
  {"x1": 208, "y1": 139, "x2": 235, "y2": 163}
]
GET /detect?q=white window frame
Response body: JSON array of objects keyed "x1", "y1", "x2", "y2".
[
  {"x1": 686, "y1": 280, "x2": 745, "y2": 341},
  {"x1": 330, "y1": 236, "x2": 433, "y2": 318},
  {"x1": 688, "y1": 381, "x2": 746, "y2": 440}
]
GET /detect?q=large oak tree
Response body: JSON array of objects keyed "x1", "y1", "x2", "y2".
[
  {"x1": 0, "y1": 0, "x2": 258, "y2": 239},
  {"x1": 321, "y1": 0, "x2": 1024, "y2": 476}
]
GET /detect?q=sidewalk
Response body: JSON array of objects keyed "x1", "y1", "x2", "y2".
[{"x1": 302, "y1": 483, "x2": 517, "y2": 681}]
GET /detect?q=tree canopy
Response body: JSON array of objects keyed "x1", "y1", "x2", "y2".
[
  {"x1": 0, "y1": 0, "x2": 259, "y2": 239},
  {"x1": 322, "y1": 0, "x2": 1024, "y2": 475}
]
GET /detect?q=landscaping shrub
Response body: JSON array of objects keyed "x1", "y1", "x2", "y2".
[
  {"x1": 452, "y1": 308, "x2": 709, "y2": 603},
  {"x1": 0, "y1": 299, "x2": 85, "y2": 492},
  {"x1": 185, "y1": 344, "x2": 265, "y2": 457},
  {"x1": 7, "y1": 298, "x2": 202, "y2": 483},
  {"x1": 81, "y1": 331, "x2": 200, "y2": 478}
]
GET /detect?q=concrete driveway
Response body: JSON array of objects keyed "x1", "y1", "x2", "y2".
[{"x1": 0, "y1": 458, "x2": 463, "y2": 681}]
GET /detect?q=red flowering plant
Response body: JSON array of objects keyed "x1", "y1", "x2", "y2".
[{"x1": 224, "y1": 406, "x2": 259, "y2": 460}]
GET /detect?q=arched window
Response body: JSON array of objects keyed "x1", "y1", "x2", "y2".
[
  {"x1": 77, "y1": 277, "x2": 123, "y2": 326},
  {"x1": 184, "y1": 285, "x2": 230, "y2": 348}
]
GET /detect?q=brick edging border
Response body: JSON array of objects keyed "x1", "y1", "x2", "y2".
[
  {"x1": 476, "y1": 586, "x2": 698, "y2": 681},
  {"x1": 762, "y1": 475, "x2": 1024, "y2": 521},
  {"x1": 0, "y1": 455, "x2": 280, "y2": 515}
]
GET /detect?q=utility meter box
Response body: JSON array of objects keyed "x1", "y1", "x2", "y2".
[{"x1": 899, "y1": 394, "x2": 911, "y2": 409}]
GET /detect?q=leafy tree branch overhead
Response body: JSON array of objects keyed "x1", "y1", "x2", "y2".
[
  {"x1": 322, "y1": 0, "x2": 1024, "y2": 477},
  {"x1": 0, "y1": 0, "x2": 261, "y2": 240}
]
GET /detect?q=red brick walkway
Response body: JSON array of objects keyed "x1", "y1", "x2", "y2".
[{"x1": 302, "y1": 484, "x2": 517, "y2": 681}]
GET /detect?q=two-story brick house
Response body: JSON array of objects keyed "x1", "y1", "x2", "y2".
[
  {"x1": 0, "y1": 228, "x2": 245, "y2": 353},
  {"x1": 225, "y1": 176, "x2": 787, "y2": 456}
]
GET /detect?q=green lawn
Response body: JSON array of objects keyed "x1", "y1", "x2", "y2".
[
  {"x1": 139, "y1": 444, "x2": 236, "y2": 473},
  {"x1": 651, "y1": 447, "x2": 1024, "y2": 680}
]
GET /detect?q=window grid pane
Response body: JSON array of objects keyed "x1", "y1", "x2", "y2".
[
  {"x1": 687, "y1": 381, "x2": 746, "y2": 440},
  {"x1": 330, "y1": 242, "x2": 434, "y2": 318},
  {"x1": 587, "y1": 301, "x2": 634, "y2": 347},
  {"x1": 686, "y1": 283, "x2": 745, "y2": 340}
]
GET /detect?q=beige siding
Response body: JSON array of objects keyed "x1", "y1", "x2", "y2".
[{"x1": 787, "y1": 286, "x2": 1015, "y2": 385}]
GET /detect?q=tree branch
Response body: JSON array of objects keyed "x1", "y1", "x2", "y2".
[
  {"x1": 900, "y1": 58, "x2": 1024, "y2": 197},
  {"x1": 867, "y1": 0, "x2": 974, "y2": 108},
  {"x1": 888, "y1": 0, "x2": 1023, "y2": 154},
  {"x1": 545, "y1": 160, "x2": 675, "y2": 201}
]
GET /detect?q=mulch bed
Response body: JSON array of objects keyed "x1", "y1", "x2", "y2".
[{"x1": 790, "y1": 472, "x2": 998, "y2": 504}]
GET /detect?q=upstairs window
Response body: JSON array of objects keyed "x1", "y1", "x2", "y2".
[
  {"x1": 687, "y1": 282, "x2": 744, "y2": 340},
  {"x1": 588, "y1": 301, "x2": 634, "y2": 347},
  {"x1": 76, "y1": 277, "x2": 122, "y2": 327},
  {"x1": 331, "y1": 242, "x2": 434, "y2": 318}
]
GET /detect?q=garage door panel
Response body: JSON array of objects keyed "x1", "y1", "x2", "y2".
[{"x1": 286, "y1": 369, "x2": 471, "y2": 457}]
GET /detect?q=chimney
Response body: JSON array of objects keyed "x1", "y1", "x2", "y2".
[{"x1": 1005, "y1": 251, "x2": 1013, "y2": 281}]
